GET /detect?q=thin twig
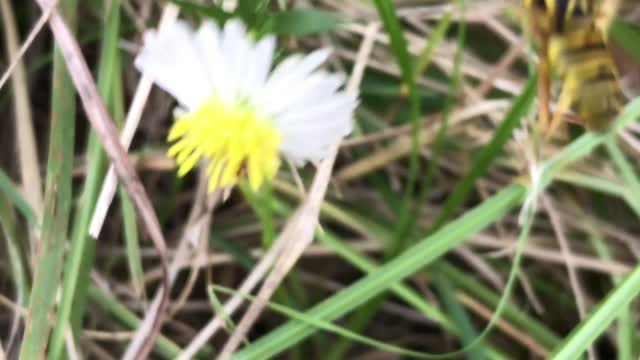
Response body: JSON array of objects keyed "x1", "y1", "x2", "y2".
[
  {"x1": 471, "y1": 233, "x2": 631, "y2": 275},
  {"x1": 454, "y1": 245, "x2": 504, "y2": 290},
  {"x1": 175, "y1": 215, "x2": 294, "y2": 360},
  {"x1": 543, "y1": 195, "x2": 596, "y2": 360},
  {"x1": 457, "y1": 292, "x2": 550, "y2": 358},
  {"x1": 336, "y1": 100, "x2": 510, "y2": 181},
  {"x1": 88, "y1": 3, "x2": 179, "y2": 239},
  {"x1": 0, "y1": 0, "x2": 55, "y2": 92},
  {"x1": 142, "y1": 240, "x2": 383, "y2": 283},
  {"x1": 83, "y1": 330, "x2": 134, "y2": 342},
  {"x1": 64, "y1": 328, "x2": 81, "y2": 360},
  {"x1": 169, "y1": 182, "x2": 220, "y2": 317}
]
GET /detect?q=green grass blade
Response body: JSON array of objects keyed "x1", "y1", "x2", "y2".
[
  {"x1": 232, "y1": 185, "x2": 526, "y2": 360},
  {"x1": 48, "y1": 1, "x2": 120, "y2": 358},
  {"x1": 207, "y1": 286, "x2": 238, "y2": 333},
  {"x1": 328, "y1": 3, "x2": 450, "y2": 356},
  {"x1": 610, "y1": 19, "x2": 640, "y2": 63},
  {"x1": 210, "y1": 233, "x2": 256, "y2": 269},
  {"x1": 171, "y1": 0, "x2": 232, "y2": 22},
  {"x1": 318, "y1": 229, "x2": 508, "y2": 360},
  {"x1": 276, "y1": 178, "x2": 559, "y2": 353},
  {"x1": 111, "y1": 45, "x2": 144, "y2": 298},
  {"x1": 433, "y1": 275, "x2": 484, "y2": 360},
  {"x1": 539, "y1": 98, "x2": 640, "y2": 188},
  {"x1": 604, "y1": 139, "x2": 640, "y2": 216},
  {"x1": 436, "y1": 262, "x2": 561, "y2": 349},
  {"x1": 263, "y1": 188, "x2": 509, "y2": 358},
  {"x1": 120, "y1": 186, "x2": 144, "y2": 296},
  {"x1": 541, "y1": 100, "x2": 640, "y2": 360},
  {"x1": 0, "y1": 173, "x2": 39, "y2": 308},
  {"x1": 549, "y1": 265, "x2": 640, "y2": 360},
  {"x1": 588, "y1": 234, "x2": 636, "y2": 360},
  {"x1": 331, "y1": 10, "x2": 464, "y2": 351},
  {"x1": 19, "y1": 0, "x2": 78, "y2": 356},
  {"x1": 0, "y1": 169, "x2": 39, "y2": 227},
  {"x1": 413, "y1": 12, "x2": 452, "y2": 77},
  {"x1": 372, "y1": 0, "x2": 422, "y2": 239},
  {"x1": 68, "y1": 0, "x2": 123, "y2": 338},
  {"x1": 270, "y1": 9, "x2": 342, "y2": 36},
  {"x1": 0, "y1": 192, "x2": 31, "y2": 306},
  {"x1": 214, "y1": 284, "x2": 482, "y2": 359},
  {"x1": 336, "y1": 233, "x2": 513, "y2": 357},
  {"x1": 430, "y1": 73, "x2": 537, "y2": 231},
  {"x1": 240, "y1": 181, "x2": 276, "y2": 248},
  {"x1": 554, "y1": 171, "x2": 626, "y2": 198},
  {"x1": 395, "y1": 2, "x2": 466, "y2": 250},
  {"x1": 371, "y1": 0, "x2": 413, "y2": 86}
]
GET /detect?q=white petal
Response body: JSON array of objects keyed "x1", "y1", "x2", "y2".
[
  {"x1": 255, "y1": 48, "x2": 332, "y2": 114},
  {"x1": 290, "y1": 48, "x2": 332, "y2": 78},
  {"x1": 221, "y1": 20, "x2": 250, "y2": 98},
  {"x1": 243, "y1": 36, "x2": 276, "y2": 99},
  {"x1": 276, "y1": 91, "x2": 357, "y2": 165},
  {"x1": 194, "y1": 21, "x2": 234, "y2": 102},
  {"x1": 263, "y1": 54, "x2": 303, "y2": 81},
  {"x1": 266, "y1": 72, "x2": 346, "y2": 118},
  {"x1": 280, "y1": 132, "x2": 341, "y2": 165},
  {"x1": 134, "y1": 20, "x2": 212, "y2": 110},
  {"x1": 273, "y1": 91, "x2": 357, "y2": 129},
  {"x1": 280, "y1": 107, "x2": 353, "y2": 160}
]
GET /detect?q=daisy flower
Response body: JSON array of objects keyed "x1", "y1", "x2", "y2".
[{"x1": 134, "y1": 19, "x2": 357, "y2": 191}]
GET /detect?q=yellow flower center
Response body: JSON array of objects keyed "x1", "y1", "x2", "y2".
[{"x1": 167, "y1": 97, "x2": 281, "y2": 191}]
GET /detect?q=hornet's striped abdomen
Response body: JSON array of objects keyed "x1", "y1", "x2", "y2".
[
  {"x1": 549, "y1": 21, "x2": 624, "y2": 130},
  {"x1": 523, "y1": 0, "x2": 623, "y2": 132}
]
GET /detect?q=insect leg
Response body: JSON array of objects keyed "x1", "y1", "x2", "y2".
[
  {"x1": 546, "y1": 77, "x2": 575, "y2": 138},
  {"x1": 537, "y1": 45, "x2": 552, "y2": 133}
]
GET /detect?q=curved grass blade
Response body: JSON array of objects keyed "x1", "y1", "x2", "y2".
[
  {"x1": 213, "y1": 284, "x2": 490, "y2": 359},
  {"x1": 232, "y1": 185, "x2": 526, "y2": 360},
  {"x1": 0, "y1": 169, "x2": 39, "y2": 227},
  {"x1": 0, "y1": 193, "x2": 31, "y2": 305},
  {"x1": 433, "y1": 275, "x2": 485, "y2": 360}
]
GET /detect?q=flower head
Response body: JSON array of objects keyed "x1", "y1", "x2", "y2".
[{"x1": 135, "y1": 19, "x2": 357, "y2": 191}]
